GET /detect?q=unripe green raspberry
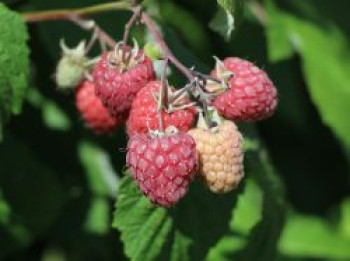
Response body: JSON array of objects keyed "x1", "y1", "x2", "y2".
[
  {"x1": 144, "y1": 42, "x2": 163, "y2": 61},
  {"x1": 55, "y1": 40, "x2": 91, "y2": 90}
]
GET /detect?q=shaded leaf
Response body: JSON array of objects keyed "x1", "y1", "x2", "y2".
[
  {"x1": 42, "y1": 101, "x2": 71, "y2": 131},
  {"x1": 210, "y1": 0, "x2": 245, "y2": 40},
  {"x1": 266, "y1": 0, "x2": 350, "y2": 149},
  {"x1": 27, "y1": 88, "x2": 71, "y2": 131},
  {"x1": 279, "y1": 214, "x2": 350, "y2": 259},
  {"x1": 113, "y1": 174, "x2": 239, "y2": 261},
  {"x1": 206, "y1": 131, "x2": 286, "y2": 261},
  {"x1": 84, "y1": 197, "x2": 110, "y2": 235},
  {"x1": 265, "y1": 0, "x2": 294, "y2": 62},
  {"x1": 339, "y1": 198, "x2": 350, "y2": 238}
]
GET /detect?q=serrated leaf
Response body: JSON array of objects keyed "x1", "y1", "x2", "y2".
[
  {"x1": 266, "y1": 0, "x2": 350, "y2": 149},
  {"x1": 0, "y1": 3, "x2": 29, "y2": 138},
  {"x1": 210, "y1": 0, "x2": 245, "y2": 41},
  {"x1": 113, "y1": 176, "x2": 175, "y2": 261},
  {"x1": 113, "y1": 174, "x2": 239, "y2": 261},
  {"x1": 279, "y1": 214, "x2": 350, "y2": 259}
]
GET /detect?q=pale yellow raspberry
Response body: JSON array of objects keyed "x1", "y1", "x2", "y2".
[{"x1": 188, "y1": 120, "x2": 244, "y2": 193}]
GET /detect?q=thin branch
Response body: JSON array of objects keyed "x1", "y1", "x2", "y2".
[
  {"x1": 140, "y1": 12, "x2": 194, "y2": 80},
  {"x1": 67, "y1": 15, "x2": 116, "y2": 48},
  {"x1": 122, "y1": 6, "x2": 141, "y2": 46},
  {"x1": 22, "y1": 2, "x2": 131, "y2": 22},
  {"x1": 157, "y1": 58, "x2": 169, "y2": 132}
]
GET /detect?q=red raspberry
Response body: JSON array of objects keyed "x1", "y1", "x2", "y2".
[
  {"x1": 127, "y1": 81, "x2": 196, "y2": 135},
  {"x1": 126, "y1": 132, "x2": 198, "y2": 207},
  {"x1": 211, "y1": 57, "x2": 278, "y2": 121},
  {"x1": 93, "y1": 45, "x2": 155, "y2": 117},
  {"x1": 76, "y1": 81, "x2": 124, "y2": 134}
]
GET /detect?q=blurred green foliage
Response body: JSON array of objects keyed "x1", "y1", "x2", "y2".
[{"x1": 0, "y1": 0, "x2": 350, "y2": 260}]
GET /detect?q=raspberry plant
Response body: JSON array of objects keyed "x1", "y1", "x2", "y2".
[{"x1": 1, "y1": 0, "x2": 350, "y2": 261}]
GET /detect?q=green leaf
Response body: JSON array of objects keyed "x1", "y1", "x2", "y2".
[
  {"x1": 84, "y1": 197, "x2": 110, "y2": 235},
  {"x1": 42, "y1": 101, "x2": 71, "y2": 131},
  {"x1": 205, "y1": 131, "x2": 286, "y2": 261},
  {"x1": 206, "y1": 179, "x2": 263, "y2": 261},
  {"x1": 265, "y1": 0, "x2": 294, "y2": 62},
  {"x1": 279, "y1": 214, "x2": 350, "y2": 259},
  {"x1": 114, "y1": 126, "x2": 285, "y2": 261},
  {"x1": 113, "y1": 174, "x2": 239, "y2": 261},
  {"x1": 0, "y1": 3, "x2": 29, "y2": 139},
  {"x1": 78, "y1": 141, "x2": 119, "y2": 197},
  {"x1": 113, "y1": 176, "x2": 176, "y2": 261},
  {"x1": 26, "y1": 88, "x2": 71, "y2": 131},
  {"x1": 339, "y1": 198, "x2": 350, "y2": 238},
  {"x1": 158, "y1": 0, "x2": 210, "y2": 55},
  {"x1": 266, "y1": 0, "x2": 350, "y2": 149},
  {"x1": 209, "y1": 0, "x2": 245, "y2": 41},
  {"x1": 209, "y1": 9, "x2": 235, "y2": 41}
]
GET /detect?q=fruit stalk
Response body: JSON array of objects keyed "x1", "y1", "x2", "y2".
[
  {"x1": 140, "y1": 12, "x2": 194, "y2": 80},
  {"x1": 22, "y1": 2, "x2": 132, "y2": 22},
  {"x1": 122, "y1": 6, "x2": 142, "y2": 46},
  {"x1": 157, "y1": 57, "x2": 169, "y2": 132},
  {"x1": 66, "y1": 14, "x2": 116, "y2": 48}
]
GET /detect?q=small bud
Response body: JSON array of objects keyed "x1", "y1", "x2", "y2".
[
  {"x1": 55, "y1": 39, "x2": 89, "y2": 90},
  {"x1": 144, "y1": 42, "x2": 163, "y2": 61}
]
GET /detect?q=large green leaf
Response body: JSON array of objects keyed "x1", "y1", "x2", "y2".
[
  {"x1": 113, "y1": 176, "x2": 182, "y2": 261},
  {"x1": 266, "y1": 0, "x2": 350, "y2": 149},
  {"x1": 113, "y1": 174, "x2": 239, "y2": 261},
  {"x1": 209, "y1": 0, "x2": 245, "y2": 41},
  {"x1": 206, "y1": 179, "x2": 264, "y2": 261},
  {"x1": 0, "y1": 3, "x2": 29, "y2": 140},
  {"x1": 339, "y1": 198, "x2": 350, "y2": 238},
  {"x1": 205, "y1": 131, "x2": 286, "y2": 261},
  {"x1": 279, "y1": 214, "x2": 350, "y2": 259}
]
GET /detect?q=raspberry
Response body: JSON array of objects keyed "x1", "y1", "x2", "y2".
[
  {"x1": 126, "y1": 131, "x2": 198, "y2": 207},
  {"x1": 76, "y1": 81, "x2": 124, "y2": 134},
  {"x1": 211, "y1": 57, "x2": 278, "y2": 121},
  {"x1": 188, "y1": 120, "x2": 244, "y2": 193},
  {"x1": 93, "y1": 44, "x2": 155, "y2": 117},
  {"x1": 127, "y1": 81, "x2": 196, "y2": 135}
]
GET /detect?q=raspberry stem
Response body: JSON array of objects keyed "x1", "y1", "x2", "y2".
[
  {"x1": 157, "y1": 58, "x2": 169, "y2": 132},
  {"x1": 22, "y1": 2, "x2": 132, "y2": 22},
  {"x1": 122, "y1": 6, "x2": 142, "y2": 46},
  {"x1": 66, "y1": 15, "x2": 116, "y2": 48},
  {"x1": 140, "y1": 12, "x2": 195, "y2": 81}
]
